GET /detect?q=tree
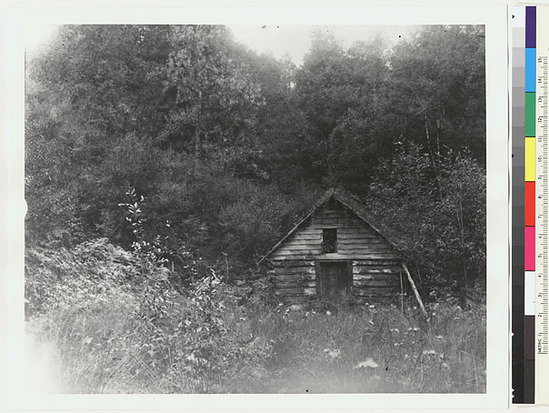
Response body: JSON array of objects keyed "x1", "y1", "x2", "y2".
[
  {"x1": 368, "y1": 143, "x2": 485, "y2": 305},
  {"x1": 388, "y1": 25, "x2": 486, "y2": 165},
  {"x1": 159, "y1": 26, "x2": 263, "y2": 160},
  {"x1": 26, "y1": 25, "x2": 172, "y2": 243}
]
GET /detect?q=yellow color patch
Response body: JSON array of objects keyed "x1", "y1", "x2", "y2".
[{"x1": 525, "y1": 137, "x2": 536, "y2": 181}]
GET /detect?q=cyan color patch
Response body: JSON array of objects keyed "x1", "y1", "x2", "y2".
[{"x1": 525, "y1": 48, "x2": 536, "y2": 92}]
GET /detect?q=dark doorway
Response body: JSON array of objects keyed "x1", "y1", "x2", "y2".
[{"x1": 318, "y1": 261, "x2": 351, "y2": 304}]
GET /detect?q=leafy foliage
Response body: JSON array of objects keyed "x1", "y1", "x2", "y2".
[
  {"x1": 26, "y1": 24, "x2": 486, "y2": 305},
  {"x1": 25, "y1": 241, "x2": 485, "y2": 393},
  {"x1": 368, "y1": 143, "x2": 486, "y2": 304}
]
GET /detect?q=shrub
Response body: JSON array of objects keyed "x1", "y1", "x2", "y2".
[
  {"x1": 25, "y1": 238, "x2": 485, "y2": 394},
  {"x1": 25, "y1": 239, "x2": 275, "y2": 393}
]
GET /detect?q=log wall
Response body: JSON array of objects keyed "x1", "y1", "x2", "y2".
[{"x1": 268, "y1": 202, "x2": 402, "y2": 305}]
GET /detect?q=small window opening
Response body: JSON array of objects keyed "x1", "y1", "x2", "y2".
[{"x1": 322, "y1": 228, "x2": 337, "y2": 253}]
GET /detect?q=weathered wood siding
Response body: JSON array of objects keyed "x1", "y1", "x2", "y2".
[
  {"x1": 351, "y1": 259, "x2": 402, "y2": 302},
  {"x1": 268, "y1": 202, "x2": 403, "y2": 304}
]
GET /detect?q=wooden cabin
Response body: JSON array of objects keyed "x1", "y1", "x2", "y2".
[{"x1": 259, "y1": 189, "x2": 414, "y2": 307}]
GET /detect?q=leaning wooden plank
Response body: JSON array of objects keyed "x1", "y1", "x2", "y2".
[{"x1": 401, "y1": 262, "x2": 427, "y2": 318}]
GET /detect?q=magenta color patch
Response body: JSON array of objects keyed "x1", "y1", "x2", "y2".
[{"x1": 525, "y1": 226, "x2": 536, "y2": 271}]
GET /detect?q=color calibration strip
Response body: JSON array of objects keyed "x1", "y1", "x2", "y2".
[
  {"x1": 524, "y1": 5, "x2": 536, "y2": 404},
  {"x1": 514, "y1": 5, "x2": 549, "y2": 404},
  {"x1": 511, "y1": 6, "x2": 528, "y2": 403}
]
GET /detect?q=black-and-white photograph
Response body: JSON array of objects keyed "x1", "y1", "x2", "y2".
[{"x1": 22, "y1": 21, "x2": 489, "y2": 396}]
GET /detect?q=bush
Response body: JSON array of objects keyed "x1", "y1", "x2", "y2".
[
  {"x1": 25, "y1": 239, "x2": 275, "y2": 393},
  {"x1": 25, "y1": 239, "x2": 485, "y2": 394}
]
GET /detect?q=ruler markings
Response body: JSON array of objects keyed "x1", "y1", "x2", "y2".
[{"x1": 535, "y1": 7, "x2": 549, "y2": 402}]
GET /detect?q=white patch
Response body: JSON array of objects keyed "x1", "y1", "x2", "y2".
[{"x1": 354, "y1": 358, "x2": 379, "y2": 369}]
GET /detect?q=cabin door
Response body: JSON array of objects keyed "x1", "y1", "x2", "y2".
[{"x1": 318, "y1": 261, "x2": 350, "y2": 304}]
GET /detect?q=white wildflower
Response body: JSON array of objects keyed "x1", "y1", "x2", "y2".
[
  {"x1": 323, "y1": 348, "x2": 341, "y2": 359},
  {"x1": 354, "y1": 358, "x2": 379, "y2": 369}
]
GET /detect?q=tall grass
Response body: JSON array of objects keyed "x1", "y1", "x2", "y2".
[{"x1": 25, "y1": 239, "x2": 485, "y2": 394}]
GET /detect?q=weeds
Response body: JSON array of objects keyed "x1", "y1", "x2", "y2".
[{"x1": 25, "y1": 239, "x2": 485, "y2": 394}]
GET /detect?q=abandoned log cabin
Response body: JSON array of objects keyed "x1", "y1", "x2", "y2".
[{"x1": 259, "y1": 189, "x2": 412, "y2": 306}]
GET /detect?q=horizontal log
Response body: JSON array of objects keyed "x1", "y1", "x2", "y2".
[
  {"x1": 290, "y1": 228, "x2": 322, "y2": 235},
  {"x1": 356, "y1": 272, "x2": 400, "y2": 279},
  {"x1": 279, "y1": 238, "x2": 389, "y2": 249},
  {"x1": 273, "y1": 281, "x2": 301, "y2": 289},
  {"x1": 275, "y1": 244, "x2": 323, "y2": 252},
  {"x1": 312, "y1": 219, "x2": 339, "y2": 226},
  {"x1": 354, "y1": 274, "x2": 399, "y2": 281},
  {"x1": 353, "y1": 287, "x2": 395, "y2": 295},
  {"x1": 353, "y1": 267, "x2": 401, "y2": 275},
  {"x1": 353, "y1": 279, "x2": 398, "y2": 288},
  {"x1": 289, "y1": 234, "x2": 322, "y2": 241},
  {"x1": 338, "y1": 247, "x2": 394, "y2": 254},
  {"x1": 353, "y1": 262, "x2": 402, "y2": 267},
  {"x1": 275, "y1": 246, "x2": 393, "y2": 255},
  {"x1": 338, "y1": 238, "x2": 387, "y2": 245},
  {"x1": 315, "y1": 214, "x2": 340, "y2": 219},
  {"x1": 274, "y1": 272, "x2": 316, "y2": 280},
  {"x1": 274, "y1": 280, "x2": 316, "y2": 289},
  {"x1": 304, "y1": 287, "x2": 316, "y2": 296},
  {"x1": 271, "y1": 253, "x2": 401, "y2": 261},
  {"x1": 336, "y1": 252, "x2": 398, "y2": 258},
  {"x1": 309, "y1": 224, "x2": 374, "y2": 231},
  {"x1": 274, "y1": 289, "x2": 309, "y2": 297},
  {"x1": 337, "y1": 232, "x2": 380, "y2": 239},
  {"x1": 352, "y1": 260, "x2": 403, "y2": 266},
  {"x1": 271, "y1": 261, "x2": 315, "y2": 268},
  {"x1": 272, "y1": 265, "x2": 316, "y2": 272},
  {"x1": 271, "y1": 249, "x2": 319, "y2": 257},
  {"x1": 282, "y1": 239, "x2": 321, "y2": 246},
  {"x1": 272, "y1": 273, "x2": 316, "y2": 282}
]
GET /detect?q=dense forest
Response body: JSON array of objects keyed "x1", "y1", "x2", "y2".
[
  {"x1": 26, "y1": 24, "x2": 485, "y2": 303},
  {"x1": 23, "y1": 24, "x2": 487, "y2": 394}
]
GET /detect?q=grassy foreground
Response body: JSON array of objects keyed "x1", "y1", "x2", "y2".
[{"x1": 25, "y1": 239, "x2": 486, "y2": 394}]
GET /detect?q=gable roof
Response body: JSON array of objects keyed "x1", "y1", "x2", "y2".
[{"x1": 258, "y1": 188, "x2": 405, "y2": 264}]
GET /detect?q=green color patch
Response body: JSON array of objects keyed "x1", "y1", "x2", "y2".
[{"x1": 525, "y1": 92, "x2": 536, "y2": 137}]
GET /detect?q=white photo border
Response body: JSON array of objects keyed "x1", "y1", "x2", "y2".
[{"x1": 3, "y1": 2, "x2": 508, "y2": 411}]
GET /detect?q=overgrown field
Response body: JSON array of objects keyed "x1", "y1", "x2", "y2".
[{"x1": 25, "y1": 239, "x2": 486, "y2": 394}]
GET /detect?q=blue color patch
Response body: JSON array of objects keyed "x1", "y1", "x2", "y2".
[{"x1": 525, "y1": 48, "x2": 536, "y2": 92}]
